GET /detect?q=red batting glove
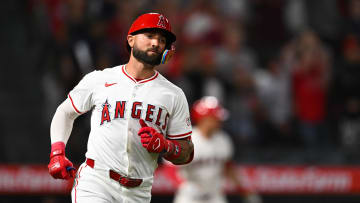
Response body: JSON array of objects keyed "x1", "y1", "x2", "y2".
[
  {"x1": 138, "y1": 119, "x2": 168, "y2": 153},
  {"x1": 48, "y1": 142, "x2": 76, "y2": 180},
  {"x1": 138, "y1": 119, "x2": 181, "y2": 160}
]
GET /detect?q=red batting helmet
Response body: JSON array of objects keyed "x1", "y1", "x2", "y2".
[
  {"x1": 191, "y1": 96, "x2": 228, "y2": 124},
  {"x1": 126, "y1": 13, "x2": 176, "y2": 51}
]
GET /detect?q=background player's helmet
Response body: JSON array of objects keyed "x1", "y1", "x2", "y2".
[
  {"x1": 191, "y1": 96, "x2": 228, "y2": 124},
  {"x1": 126, "y1": 13, "x2": 176, "y2": 52}
]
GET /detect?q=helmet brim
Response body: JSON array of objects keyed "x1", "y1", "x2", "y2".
[{"x1": 126, "y1": 28, "x2": 176, "y2": 52}]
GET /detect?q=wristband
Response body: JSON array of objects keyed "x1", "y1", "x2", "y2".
[
  {"x1": 50, "y1": 141, "x2": 65, "y2": 158},
  {"x1": 164, "y1": 140, "x2": 181, "y2": 160}
]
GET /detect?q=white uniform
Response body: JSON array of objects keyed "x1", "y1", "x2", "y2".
[
  {"x1": 173, "y1": 127, "x2": 233, "y2": 203},
  {"x1": 69, "y1": 65, "x2": 192, "y2": 203}
]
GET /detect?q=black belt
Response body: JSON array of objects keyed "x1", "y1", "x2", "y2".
[{"x1": 86, "y1": 158, "x2": 143, "y2": 188}]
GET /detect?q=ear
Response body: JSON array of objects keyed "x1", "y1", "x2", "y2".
[{"x1": 127, "y1": 35, "x2": 135, "y2": 49}]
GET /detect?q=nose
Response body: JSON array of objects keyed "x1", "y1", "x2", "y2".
[{"x1": 151, "y1": 38, "x2": 160, "y2": 48}]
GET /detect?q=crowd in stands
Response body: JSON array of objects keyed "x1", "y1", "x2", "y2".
[{"x1": 1, "y1": 0, "x2": 360, "y2": 164}]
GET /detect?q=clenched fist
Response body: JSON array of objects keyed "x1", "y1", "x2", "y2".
[
  {"x1": 138, "y1": 119, "x2": 170, "y2": 153},
  {"x1": 48, "y1": 142, "x2": 76, "y2": 180}
]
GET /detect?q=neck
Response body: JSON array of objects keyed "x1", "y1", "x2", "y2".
[{"x1": 126, "y1": 54, "x2": 156, "y2": 80}]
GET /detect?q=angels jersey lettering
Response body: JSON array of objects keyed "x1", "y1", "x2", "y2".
[
  {"x1": 100, "y1": 100, "x2": 169, "y2": 129},
  {"x1": 68, "y1": 65, "x2": 192, "y2": 179}
]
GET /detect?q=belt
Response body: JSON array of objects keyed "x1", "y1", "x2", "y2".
[{"x1": 86, "y1": 158, "x2": 143, "y2": 188}]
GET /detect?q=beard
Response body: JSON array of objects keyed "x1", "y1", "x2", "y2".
[{"x1": 133, "y1": 45, "x2": 163, "y2": 66}]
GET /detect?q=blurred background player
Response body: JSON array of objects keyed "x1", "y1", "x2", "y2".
[{"x1": 173, "y1": 96, "x2": 262, "y2": 203}]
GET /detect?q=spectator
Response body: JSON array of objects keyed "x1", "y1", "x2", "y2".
[
  {"x1": 181, "y1": 0, "x2": 222, "y2": 46},
  {"x1": 224, "y1": 65, "x2": 260, "y2": 147},
  {"x1": 215, "y1": 21, "x2": 258, "y2": 84},
  {"x1": 174, "y1": 45, "x2": 225, "y2": 105},
  {"x1": 292, "y1": 30, "x2": 331, "y2": 148},
  {"x1": 254, "y1": 49, "x2": 294, "y2": 146}
]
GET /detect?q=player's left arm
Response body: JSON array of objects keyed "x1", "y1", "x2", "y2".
[
  {"x1": 164, "y1": 137, "x2": 194, "y2": 165},
  {"x1": 163, "y1": 90, "x2": 194, "y2": 165},
  {"x1": 138, "y1": 90, "x2": 194, "y2": 164},
  {"x1": 138, "y1": 119, "x2": 194, "y2": 165}
]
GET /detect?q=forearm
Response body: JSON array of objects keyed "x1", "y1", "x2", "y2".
[
  {"x1": 50, "y1": 98, "x2": 79, "y2": 145},
  {"x1": 224, "y1": 161, "x2": 242, "y2": 187},
  {"x1": 225, "y1": 163, "x2": 263, "y2": 202},
  {"x1": 225, "y1": 161, "x2": 256, "y2": 194},
  {"x1": 165, "y1": 138, "x2": 194, "y2": 165}
]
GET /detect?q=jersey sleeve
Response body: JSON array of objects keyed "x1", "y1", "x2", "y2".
[
  {"x1": 68, "y1": 71, "x2": 98, "y2": 114},
  {"x1": 166, "y1": 90, "x2": 192, "y2": 139}
]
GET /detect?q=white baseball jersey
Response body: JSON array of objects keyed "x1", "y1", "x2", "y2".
[
  {"x1": 68, "y1": 65, "x2": 192, "y2": 179},
  {"x1": 174, "y1": 127, "x2": 233, "y2": 203}
]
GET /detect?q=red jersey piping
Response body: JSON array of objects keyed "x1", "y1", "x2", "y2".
[
  {"x1": 122, "y1": 65, "x2": 159, "y2": 84},
  {"x1": 68, "y1": 94, "x2": 82, "y2": 114},
  {"x1": 167, "y1": 131, "x2": 192, "y2": 139}
]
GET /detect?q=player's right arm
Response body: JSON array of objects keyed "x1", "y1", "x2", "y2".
[
  {"x1": 48, "y1": 71, "x2": 96, "y2": 180},
  {"x1": 48, "y1": 98, "x2": 80, "y2": 180},
  {"x1": 50, "y1": 98, "x2": 80, "y2": 145}
]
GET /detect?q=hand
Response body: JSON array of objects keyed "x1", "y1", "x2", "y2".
[
  {"x1": 48, "y1": 156, "x2": 76, "y2": 179},
  {"x1": 48, "y1": 142, "x2": 76, "y2": 180},
  {"x1": 138, "y1": 119, "x2": 169, "y2": 153}
]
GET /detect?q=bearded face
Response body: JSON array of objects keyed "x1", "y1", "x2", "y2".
[{"x1": 132, "y1": 43, "x2": 163, "y2": 66}]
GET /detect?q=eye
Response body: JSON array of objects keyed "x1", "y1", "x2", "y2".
[
  {"x1": 146, "y1": 33, "x2": 154, "y2": 38},
  {"x1": 160, "y1": 38, "x2": 166, "y2": 44}
]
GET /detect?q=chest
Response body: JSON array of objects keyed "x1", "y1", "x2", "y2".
[{"x1": 91, "y1": 81, "x2": 174, "y2": 132}]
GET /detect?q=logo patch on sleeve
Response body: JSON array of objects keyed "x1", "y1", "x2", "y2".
[{"x1": 186, "y1": 117, "x2": 191, "y2": 126}]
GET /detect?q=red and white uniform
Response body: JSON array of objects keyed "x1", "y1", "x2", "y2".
[
  {"x1": 70, "y1": 65, "x2": 192, "y2": 203},
  {"x1": 174, "y1": 127, "x2": 233, "y2": 203}
]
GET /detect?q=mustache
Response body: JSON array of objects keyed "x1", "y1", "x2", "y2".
[{"x1": 147, "y1": 48, "x2": 161, "y2": 53}]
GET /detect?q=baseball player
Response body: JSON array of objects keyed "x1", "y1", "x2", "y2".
[
  {"x1": 47, "y1": 13, "x2": 194, "y2": 203},
  {"x1": 173, "y1": 96, "x2": 262, "y2": 203}
]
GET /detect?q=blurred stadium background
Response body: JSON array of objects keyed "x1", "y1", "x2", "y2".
[{"x1": 1, "y1": 0, "x2": 360, "y2": 202}]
